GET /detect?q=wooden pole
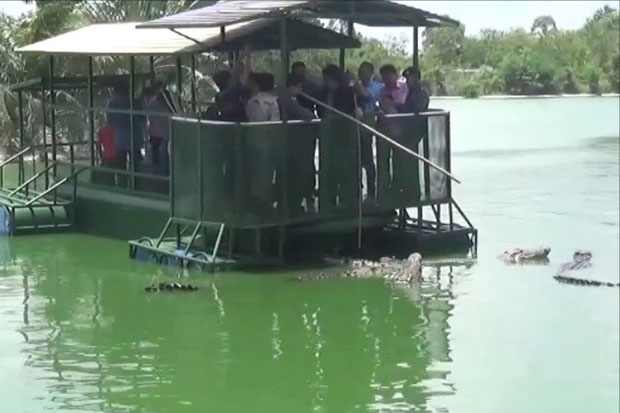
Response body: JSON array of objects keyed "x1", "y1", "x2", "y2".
[
  {"x1": 299, "y1": 92, "x2": 462, "y2": 184},
  {"x1": 354, "y1": 95, "x2": 363, "y2": 249}
]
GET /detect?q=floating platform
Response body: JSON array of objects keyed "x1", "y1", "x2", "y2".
[
  {"x1": 0, "y1": 187, "x2": 73, "y2": 235},
  {"x1": 129, "y1": 236, "x2": 238, "y2": 272}
]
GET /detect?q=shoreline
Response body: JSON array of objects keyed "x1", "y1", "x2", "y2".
[{"x1": 432, "y1": 93, "x2": 620, "y2": 100}]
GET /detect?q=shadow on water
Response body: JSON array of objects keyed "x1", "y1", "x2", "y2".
[
  {"x1": 455, "y1": 135, "x2": 619, "y2": 160},
  {"x1": 0, "y1": 235, "x2": 474, "y2": 412}
]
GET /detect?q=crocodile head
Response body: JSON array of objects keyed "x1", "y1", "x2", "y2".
[
  {"x1": 393, "y1": 253, "x2": 422, "y2": 283},
  {"x1": 573, "y1": 250, "x2": 592, "y2": 263}
]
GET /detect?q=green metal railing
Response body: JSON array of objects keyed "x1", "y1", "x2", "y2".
[{"x1": 0, "y1": 146, "x2": 34, "y2": 188}]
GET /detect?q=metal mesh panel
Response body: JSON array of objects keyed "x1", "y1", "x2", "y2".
[
  {"x1": 428, "y1": 115, "x2": 449, "y2": 201},
  {"x1": 318, "y1": 117, "x2": 359, "y2": 213},
  {"x1": 171, "y1": 118, "x2": 200, "y2": 220},
  {"x1": 199, "y1": 121, "x2": 237, "y2": 222},
  {"x1": 286, "y1": 121, "x2": 320, "y2": 219},
  {"x1": 170, "y1": 112, "x2": 452, "y2": 228},
  {"x1": 235, "y1": 122, "x2": 286, "y2": 226},
  {"x1": 376, "y1": 115, "x2": 423, "y2": 208}
]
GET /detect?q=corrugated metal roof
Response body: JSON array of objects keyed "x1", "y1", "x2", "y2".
[
  {"x1": 16, "y1": 18, "x2": 360, "y2": 55},
  {"x1": 17, "y1": 22, "x2": 237, "y2": 55},
  {"x1": 139, "y1": 1, "x2": 307, "y2": 29},
  {"x1": 138, "y1": 0, "x2": 459, "y2": 29}
]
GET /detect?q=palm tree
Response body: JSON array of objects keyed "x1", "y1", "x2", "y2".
[
  {"x1": 531, "y1": 15, "x2": 557, "y2": 36},
  {"x1": 1, "y1": 1, "x2": 219, "y2": 154}
]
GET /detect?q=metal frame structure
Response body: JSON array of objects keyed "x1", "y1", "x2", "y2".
[{"x1": 4, "y1": 0, "x2": 477, "y2": 264}]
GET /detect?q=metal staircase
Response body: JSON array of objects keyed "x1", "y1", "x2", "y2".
[
  {"x1": 0, "y1": 147, "x2": 82, "y2": 235},
  {"x1": 129, "y1": 217, "x2": 237, "y2": 272}
]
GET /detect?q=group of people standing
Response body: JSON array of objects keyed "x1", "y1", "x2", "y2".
[
  {"x1": 205, "y1": 51, "x2": 430, "y2": 215},
  {"x1": 99, "y1": 80, "x2": 177, "y2": 186},
  {"x1": 98, "y1": 52, "x2": 430, "y2": 215}
]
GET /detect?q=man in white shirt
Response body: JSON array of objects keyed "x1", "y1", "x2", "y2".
[{"x1": 245, "y1": 72, "x2": 281, "y2": 216}]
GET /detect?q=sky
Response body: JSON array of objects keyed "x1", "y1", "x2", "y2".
[
  {"x1": 1, "y1": 0, "x2": 617, "y2": 51},
  {"x1": 359, "y1": 1, "x2": 617, "y2": 51}
]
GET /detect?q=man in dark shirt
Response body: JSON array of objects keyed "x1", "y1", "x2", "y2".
[
  {"x1": 280, "y1": 74, "x2": 318, "y2": 213},
  {"x1": 318, "y1": 64, "x2": 363, "y2": 209},
  {"x1": 399, "y1": 67, "x2": 430, "y2": 113},
  {"x1": 212, "y1": 69, "x2": 247, "y2": 122},
  {"x1": 291, "y1": 61, "x2": 320, "y2": 114},
  {"x1": 318, "y1": 64, "x2": 360, "y2": 117}
]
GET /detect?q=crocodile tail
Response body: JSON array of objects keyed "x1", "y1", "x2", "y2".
[
  {"x1": 554, "y1": 275, "x2": 619, "y2": 287},
  {"x1": 298, "y1": 272, "x2": 331, "y2": 282}
]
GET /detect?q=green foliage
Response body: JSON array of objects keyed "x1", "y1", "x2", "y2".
[
  {"x1": 421, "y1": 7, "x2": 619, "y2": 96},
  {"x1": 460, "y1": 81, "x2": 481, "y2": 98},
  {"x1": 0, "y1": 2, "x2": 619, "y2": 154},
  {"x1": 531, "y1": 15, "x2": 557, "y2": 35}
]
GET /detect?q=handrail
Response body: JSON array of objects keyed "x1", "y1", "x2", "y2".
[
  {"x1": 54, "y1": 160, "x2": 170, "y2": 182},
  {"x1": 0, "y1": 142, "x2": 87, "y2": 171},
  {"x1": 0, "y1": 146, "x2": 33, "y2": 169},
  {"x1": 25, "y1": 166, "x2": 88, "y2": 206},
  {"x1": 8, "y1": 163, "x2": 57, "y2": 196},
  {"x1": 299, "y1": 92, "x2": 462, "y2": 184}
]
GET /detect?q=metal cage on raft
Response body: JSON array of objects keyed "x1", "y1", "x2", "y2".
[
  {"x1": 6, "y1": 0, "x2": 477, "y2": 269},
  {"x1": 128, "y1": 108, "x2": 477, "y2": 268}
]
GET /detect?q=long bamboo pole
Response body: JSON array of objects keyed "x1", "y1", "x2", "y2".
[
  {"x1": 298, "y1": 92, "x2": 462, "y2": 184},
  {"x1": 353, "y1": 95, "x2": 363, "y2": 249}
]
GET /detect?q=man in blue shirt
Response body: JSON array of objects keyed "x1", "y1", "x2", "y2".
[{"x1": 353, "y1": 61, "x2": 382, "y2": 201}]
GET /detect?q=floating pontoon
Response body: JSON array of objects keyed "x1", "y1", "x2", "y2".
[{"x1": 4, "y1": 0, "x2": 477, "y2": 271}]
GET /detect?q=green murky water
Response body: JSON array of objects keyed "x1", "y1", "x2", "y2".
[{"x1": 1, "y1": 97, "x2": 619, "y2": 412}]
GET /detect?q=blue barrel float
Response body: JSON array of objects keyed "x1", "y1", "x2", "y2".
[{"x1": 0, "y1": 203, "x2": 70, "y2": 235}]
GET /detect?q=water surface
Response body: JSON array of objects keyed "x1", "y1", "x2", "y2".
[{"x1": 1, "y1": 97, "x2": 618, "y2": 412}]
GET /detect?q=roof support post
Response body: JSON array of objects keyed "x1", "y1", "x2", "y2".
[
  {"x1": 190, "y1": 54, "x2": 197, "y2": 113},
  {"x1": 17, "y1": 90, "x2": 24, "y2": 183},
  {"x1": 41, "y1": 90, "x2": 49, "y2": 189},
  {"x1": 18, "y1": 91, "x2": 24, "y2": 148},
  {"x1": 279, "y1": 18, "x2": 289, "y2": 90},
  {"x1": 88, "y1": 56, "x2": 95, "y2": 166},
  {"x1": 176, "y1": 55, "x2": 183, "y2": 108},
  {"x1": 339, "y1": 20, "x2": 354, "y2": 71},
  {"x1": 340, "y1": 1, "x2": 355, "y2": 70},
  {"x1": 48, "y1": 55, "x2": 57, "y2": 178},
  {"x1": 129, "y1": 55, "x2": 136, "y2": 190},
  {"x1": 220, "y1": 26, "x2": 233, "y2": 68},
  {"x1": 413, "y1": 26, "x2": 419, "y2": 74},
  {"x1": 149, "y1": 56, "x2": 155, "y2": 80}
]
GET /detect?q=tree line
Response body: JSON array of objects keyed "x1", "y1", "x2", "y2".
[
  {"x1": 0, "y1": 1, "x2": 618, "y2": 152},
  {"x1": 419, "y1": 6, "x2": 620, "y2": 97}
]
